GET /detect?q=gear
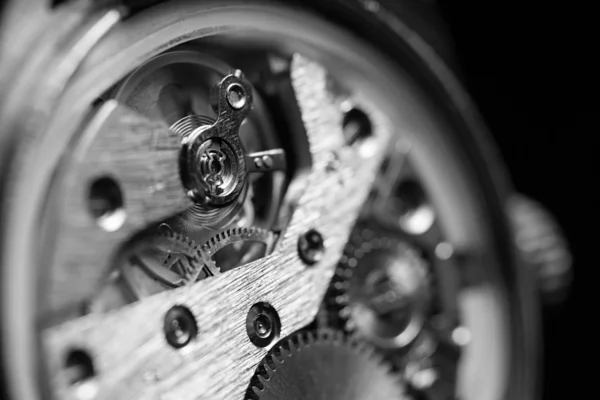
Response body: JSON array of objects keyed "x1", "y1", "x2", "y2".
[
  {"x1": 129, "y1": 227, "x2": 219, "y2": 288},
  {"x1": 89, "y1": 228, "x2": 218, "y2": 313},
  {"x1": 192, "y1": 226, "x2": 277, "y2": 279},
  {"x1": 119, "y1": 225, "x2": 276, "y2": 299},
  {"x1": 320, "y1": 227, "x2": 431, "y2": 349},
  {"x1": 246, "y1": 330, "x2": 406, "y2": 400}
]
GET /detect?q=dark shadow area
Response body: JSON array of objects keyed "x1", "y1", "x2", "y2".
[{"x1": 440, "y1": 1, "x2": 593, "y2": 398}]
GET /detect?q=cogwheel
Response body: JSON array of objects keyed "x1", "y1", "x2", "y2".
[
  {"x1": 320, "y1": 228, "x2": 431, "y2": 349},
  {"x1": 189, "y1": 226, "x2": 277, "y2": 281},
  {"x1": 88, "y1": 228, "x2": 217, "y2": 313},
  {"x1": 246, "y1": 329, "x2": 406, "y2": 400},
  {"x1": 127, "y1": 227, "x2": 219, "y2": 289}
]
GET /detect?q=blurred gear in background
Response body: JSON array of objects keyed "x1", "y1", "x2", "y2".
[{"x1": 247, "y1": 330, "x2": 405, "y2": 400}]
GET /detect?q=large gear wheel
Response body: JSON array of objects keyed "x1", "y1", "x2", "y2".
[
  {"x1": 247, "y1": 330, "x2": 406, "y2": 400},
  {"x1": 321, "y1": 228, "x2": 432, "y2": 349}
]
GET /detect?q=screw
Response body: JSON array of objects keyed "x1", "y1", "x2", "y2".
[
  {"x1": 253, "y1": 313, "x2": 273, "y2": 338},
  {"x1": 246, "y1": 302, "x2": 281, "y2": 347},
  {"x1": 226, "y1": 82, "x2": 246, "y2": 110},
  {"x1": 298, "y1": 229, "x2": 325, "y2": 265},
  {"x1": 163, "y1": 305, "x2": 197, "y2": 349},
  {"x1": 254, "y1": 157, "x2": 264, "y2": 169}
]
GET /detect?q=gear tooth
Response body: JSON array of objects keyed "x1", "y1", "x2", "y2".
[
  {"x1": 338, "y1": 305, "x2": 352, "y2": 318},
  {"x1": 306, "y1": 331, "x2": 317, "y2": 344},
  {"x1": 335, "y1": 294, "x2": 349, "y2": 305},
  {"x1": 264, "y1": 359, "x2": 277, "y2": 374},
  {"x1": 263, "y1": 354, "x2": 276, "y2": 369},
  {"x1": 251, "y1": 385, "x2": 263, "y2": 396},
  {"x1": 271, "y1": 344, "x2": 284, "y2": 360},
  {"x1": 347, "y1": 332, "x2": 361, "y2": 347},
  {"x1": 345, "y1": 318, "x2": 357, "y2": 332},
  {"x1": 295, "y1": 332, "x2": 306, "y2": 347},
  {"x1": 333, "y1": 280, "x2": 349, "y2": 291},
  {"x1": 280, "y1": 346, "x2": 292, "y2": 358},
  {"x1": 287, "y1": 336, "x2": 300, "y2": 351},
  {"x1": 257, "y1": 374, "x2": 270, "y2": 386},
  {"x1": 319, "y1": 329, "x2": 334, "y2": 343},
  {"x1": 249, "y1": 329, "x2": 404, "y2": 397},
  {"x1": 331, "y1": 329, "x2": 345, "y2": 344}
]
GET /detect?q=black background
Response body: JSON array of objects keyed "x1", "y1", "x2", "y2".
[{"x1": 440, "y1": 2, "x2": 592, "y2": 398}]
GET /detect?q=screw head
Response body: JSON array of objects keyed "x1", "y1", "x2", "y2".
[
  {"x1": 298, "y1": 229, "x2": 325, "y2": 265},
  {"x1": 226, "y1": 82, "x2": 247, "y2": 110},
  {"x1": 253, "y1": 314, "x2": 273, "y2": 338},
  {"x1": 163, "y1": 306, "x2": 197, "y2": 349},
  {"x1": 246, "y1": 302, "x2": 281, "y2": 347}
]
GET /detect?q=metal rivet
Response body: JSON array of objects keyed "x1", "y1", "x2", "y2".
[
  {"x1": 298, "y1": 229, "x2": 325, "y2": 265},
  {"x1": 226, "y1": 82, "x2": 246, "y2": 110},
  {"x1": 164, "y1": 305, "x2": 197, "y2": 349},
  {"x1": 246, "y1": 302, "x2": 281, "y2": 347}
]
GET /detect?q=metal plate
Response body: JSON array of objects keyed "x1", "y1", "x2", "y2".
[{"x1": 44, "y1": 100, "x2": 193, "y2": 318}]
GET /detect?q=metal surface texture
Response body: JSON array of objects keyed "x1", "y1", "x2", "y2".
[
  {"x1": 247, "y1": 330, "x2": 406, "y2": 400},
  {"x1": 46, "y1": 100, "x2": 194, "y2": 317},
  {"x1": 43, "y1": 55, "x2": 392, "y2": 400}
]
